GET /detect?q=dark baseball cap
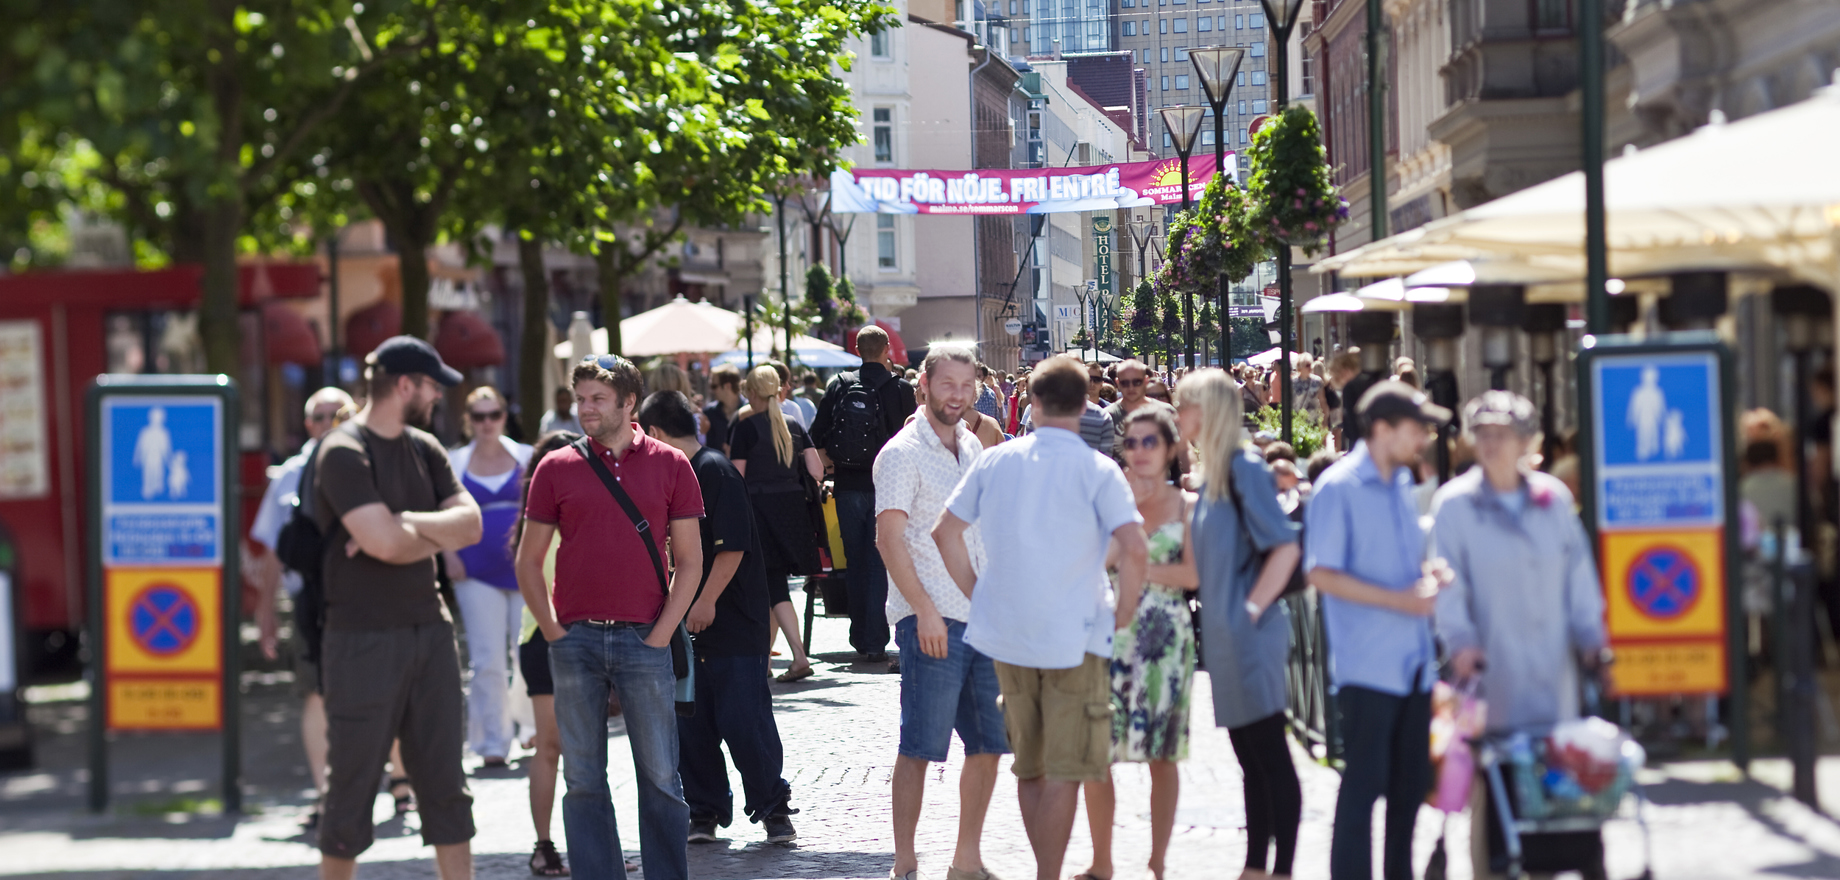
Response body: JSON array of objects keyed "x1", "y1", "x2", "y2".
[
  {"x1": 1358, "y1": 380, "x2": 1451, "y2": 427},
  {"x1": 367, "y1": 335, "x2": 463, "y2": 387}
]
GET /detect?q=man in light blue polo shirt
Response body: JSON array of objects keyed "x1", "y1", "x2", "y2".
[
  {"x1": 1305, "y1": 380, "x2": 1452, "y2": 880},
  {"x1": 933, "y1": 355, "x2": 1148, "y2": 880}
]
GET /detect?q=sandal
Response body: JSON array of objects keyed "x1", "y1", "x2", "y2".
[
  {"x1": 389, "y1": 776, "x2": 416, "y2": 815},
  {"x1": 303, "y1": 794, "x2": 323, "y2": 829},
  {"x1": 530, "y1": 839, "x2": 570, "y2": 876},
  {"x1": 775, "y1": 663, "x2": 814, "y2": 683}
]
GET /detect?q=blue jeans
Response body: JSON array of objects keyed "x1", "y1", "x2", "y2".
[
  {"x1": 549, "y1": 622, "x2": 688, "y2": 880},
  {"x1": 677, "y1": 653, "x2": 792, "y2": 827},
  {"x1": 834, "y1": 488, "x2": 889, "y2": 655},
  {"x1": 894, "y1": 616, "x2": 1010, "y2": 762}
]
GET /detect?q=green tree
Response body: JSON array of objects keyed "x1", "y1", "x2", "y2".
[{"x1": 1, "y1": 0, "x2": 427, "y2": 372}]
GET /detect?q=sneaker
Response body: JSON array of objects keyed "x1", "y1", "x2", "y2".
[
  {"x1": 763, "y1": 811, "x2": 798, "y2": 844},
  {"x1": 887, "y1": 656, "x2": 901, "y2": 674},
  {"x1": 687, "y1": 819, "x2": 719, "y2": 844}
]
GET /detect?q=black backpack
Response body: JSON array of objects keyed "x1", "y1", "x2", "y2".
[
  {"x1": 274, "y1": 424, "x2": 374, "y2": 582},
  {"x1": 826, "y1": 370, "x2": 896, "y2": 470}
]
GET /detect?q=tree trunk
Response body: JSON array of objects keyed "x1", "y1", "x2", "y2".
[
  {"x1": 517, "y1": 235, "x2": 550, "y2": 443},
  {"x1": 594, "y1": 246, "x2": 624, "y2": 356},
  {"x1": 398, "y1": 226, "x2": 433, "y2": 339},
  {"x1": 198, "y1": 196, "x2": 243, "y2": 376}
]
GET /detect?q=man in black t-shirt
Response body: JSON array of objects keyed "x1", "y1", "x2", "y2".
[
  {"x1": 638, "y1": 391, "x2": 797, "y2": 845},
  {"x1": 811, "y1": 326, "x2": 917, "y2": 663}
]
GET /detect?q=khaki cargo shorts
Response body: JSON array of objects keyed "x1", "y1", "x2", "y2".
[{"x1": 993, "y1": 653, "x2": 1113, "y2": 782}]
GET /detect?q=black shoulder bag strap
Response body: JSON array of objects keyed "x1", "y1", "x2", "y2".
[{"x1": 570, "y1": 438, "x2": 690, "y2": 683}]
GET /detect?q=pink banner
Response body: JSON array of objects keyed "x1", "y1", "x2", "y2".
[{"x1": 829, "y1": 153, "x2": 1228, "y2": 215}]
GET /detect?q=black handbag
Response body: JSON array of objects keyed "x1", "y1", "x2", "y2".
[{"x1": 570, "y1": 438, "x2": 696, "y2": 716}]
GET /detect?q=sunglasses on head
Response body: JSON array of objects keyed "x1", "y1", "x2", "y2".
[
  {"x1": 1121, "y1": 434, "x2": 1164, "y2": 451},
  {"x1": 469, "y1": 409, "x2": 504, "y2": 423},
  {"x1": 581, "y1": 354, "x2": 633, "y2": 371}
]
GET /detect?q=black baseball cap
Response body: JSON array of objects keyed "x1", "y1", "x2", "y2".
[
  {"x1": 367, "y1": 335, "x2": 463, "y2": 387},
  {"x1": 1357, "y1": 380, "x2": 1451, "y2": 427}
]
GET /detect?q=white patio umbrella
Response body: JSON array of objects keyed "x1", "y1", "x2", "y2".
[
  {"x1": 1316, "y1": 78, "x2": 1840, "y2": 287},
  {"x1": 553, "y1": 295, "x2": 745, "y2": 358}
]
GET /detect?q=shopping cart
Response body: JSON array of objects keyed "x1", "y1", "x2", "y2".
[{"x1": 1474, "y1": 720, "x2": 1655, "y2": 880}]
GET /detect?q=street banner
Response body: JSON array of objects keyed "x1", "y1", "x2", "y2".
[
  {"x1": 1582, "y1": 341, "x2": 1735, "y2": 698},
  {"x1": 1092, "y1": 216, "x2": 1114, "y2": 299},
  {"x1": 829, "y1": 153, "x2": 1229, "y2": 215}
]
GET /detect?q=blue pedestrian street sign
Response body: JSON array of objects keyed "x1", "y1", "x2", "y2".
[
  {"x1": 99, "y1": 397, "x2": 224, "y2": 565},
  {"x1": 1590, "y1": 351, "x2": 1725, "y2": 530}
]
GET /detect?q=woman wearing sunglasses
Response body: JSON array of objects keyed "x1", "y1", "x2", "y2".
[
  {"x1": 1076, "y1": 407, "x2": 1199, "y2": 880},
  {"x1": 445, "y1": 385, "x2": 536, "y2": 769}
]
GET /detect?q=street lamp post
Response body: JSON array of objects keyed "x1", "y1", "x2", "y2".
[
  {"x1": 1157, "y1": 105, "x2": 1207, "y2": 369},
  {"x1": 1259, "y1": 0, "x2": 1307, "y2": 442},
  {"x1": 1191, "y1": 47, "x2": 1245, "y2": 369},
  {"x1": 1128, "y1": 215, "x2": 1158, "y2": 282}
]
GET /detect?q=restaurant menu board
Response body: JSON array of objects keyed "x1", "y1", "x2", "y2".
[{"x1": 0, "y1": 321, "x2": 48, "y2": 499}]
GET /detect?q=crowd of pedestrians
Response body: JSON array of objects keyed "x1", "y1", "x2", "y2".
[{"x1": 251, "y1": 324, "x2": 1617, "y2": 880}]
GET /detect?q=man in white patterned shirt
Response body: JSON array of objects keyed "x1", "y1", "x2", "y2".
[{"x1": 874, "y1": 343, "x2": 1008, "y2": 880}]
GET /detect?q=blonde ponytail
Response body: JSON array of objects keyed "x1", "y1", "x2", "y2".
[{"x1": 743, "y1": 365, "x2": 794, "y2": 468}]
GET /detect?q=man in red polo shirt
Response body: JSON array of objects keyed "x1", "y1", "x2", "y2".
[{"x1": 516, "y1": 355, "x2": 703, "y2": 880}]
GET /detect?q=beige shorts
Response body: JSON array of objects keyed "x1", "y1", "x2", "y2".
[{"x1": 994, "y1": 653, "x2": 1113, "y2": 782}]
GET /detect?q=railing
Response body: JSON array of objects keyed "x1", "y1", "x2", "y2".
[{"x1": 1284, "y1": 588, "x2": 1340, "y2": 763}]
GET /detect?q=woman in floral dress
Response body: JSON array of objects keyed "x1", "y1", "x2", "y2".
[{"x1": 1076, "y1": 407, "x2": 1199, "y2": 880}]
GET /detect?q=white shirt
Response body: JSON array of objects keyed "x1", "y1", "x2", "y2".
[
  {"x1": 250, "y1": 444, "x2": 313, "y2": 596},
  {"x1": 874, "y1": 416, "x2": 985, "y2": 624},
  {"x1": 945, "y1": 426, "x2": 1142, "y2": 669},
  {"x1": 779, "y1": 398, "x2": 810, "y2": 430}
]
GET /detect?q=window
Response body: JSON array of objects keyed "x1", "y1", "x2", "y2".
[
  {"x1": 871, "y1": 31, "x2": 889, "y2": 57},
  {"x1": 1173, "y1": 17, "x2": 1187, "y2": 32},
  {"x1": 877, "y1": 215, "x2": 897, "y2": 269},
  {"x1": 1235, "y1": 13, "x2": 1244, "y2": 28},
  {"x1": 1023, "y1": 26, "x2": 1031, "y2": 40},
  {"x1": 1535, "y1": 0, "x2": 1568, "y2": 30},
  {"x1": 873, "y1": 108, "x2": 893, "y2": 163},
  {"x1": 1163, "y1": 131, "x2": 1172, "y2": 147},
  {"x1": 1250, "y1": 41, "x2": 1264, "y2": 56},
  {"x1": 1301, "y1": 52, "x2": 1315, "y2": 96},
  {"x1": 1010, "y1": 0, "x2": 1017, "y2": 11},
  {"x1": 1202, "y1": 130, "x2": 1215, "y2": 145},
  {"x1": 1251, "y1": 69, "x2": 1265, "y2": 85},
  {"x1": 1252, "y1": 99, "x2": 1267, "y2": 113},
  {"x1": 1198, "y1": 16, "x2": 1211, "y2": 30},
  {"x1": 1175, "y1": 74, "x2": 1189, "y2": 89},
  {"x1": 1022, "y1": 0, "x2": 1029, "y2": 10},
  {"x1": 1159, "y1": 17, "x2": 1167, "y2": 33},
  {"x1": 1160, "y1": 46, "x2": 1169, "y2": 62},
  {"x1": 1239, "y1": 127, "x2": 1248, "y2": 144},
  {"x1": 1236, "y1": 70, "x2": 1245, "y2": 86},
  {"x1": 1011, "y1": 27, "x2": 1020, "y2": 42},
  {"x1": 1141, "y1": 48, "x2": 1150, "y2": 62},
  {"x1": 1161, "y1": 75, "x2": 1170, "y2": 90},
  {"x1": 1122, "y1": 0, "x2": 1134, "y2": 5},
  {"x1": 1238, "y1": 99, "x2": 1247, "y2": 114},
  {"x1": 1175, "y1": 46, "x2": 1188, "y2": 61},
  {"x1": 1123, "y1": 20, "x2": 1135, "y2": 34},
  {"x1": 1249, "y1": 12, "x2": 1263, "y2": 27},
  {"x1": 1217, "y1": 15, "x2": 1226, "y2": 29}
]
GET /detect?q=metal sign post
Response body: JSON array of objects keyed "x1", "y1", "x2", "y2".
[
  {"x1": 1578, "y1": 334, "x2": 1742, "y2": 765},
  {"x1": 85, "y1": 375, "x2": 241, "y2": 812}
]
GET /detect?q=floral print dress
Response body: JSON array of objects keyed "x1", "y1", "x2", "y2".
[{"x1": 1110, "y1": 519, "x2": 1196, "y2": 762}]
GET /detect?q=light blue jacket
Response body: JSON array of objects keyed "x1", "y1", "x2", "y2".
[{"x1": 1430, "y1": 468, "x2": 1608, "y2": 734}]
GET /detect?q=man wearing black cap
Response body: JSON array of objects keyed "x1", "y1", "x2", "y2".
[
  {"x1": 313, "y1": 336, "x2": 484, "y2": 880},
  {"x1": 1304, "y1": 380, "x2": 1452, "y2": 880}
]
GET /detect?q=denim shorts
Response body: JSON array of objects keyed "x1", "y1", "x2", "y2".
[{"x1": 895, "y1": 615, "x2": 1010, "y2": 762}]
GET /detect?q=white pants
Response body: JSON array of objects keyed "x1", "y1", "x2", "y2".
[{"x1": 455, "y1": 578, "x2": 524, "y2": 759}]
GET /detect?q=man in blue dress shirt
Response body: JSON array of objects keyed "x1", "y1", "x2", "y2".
[{"x1": 1305, "y1": 381, "x2": 1452, "y2": 880}]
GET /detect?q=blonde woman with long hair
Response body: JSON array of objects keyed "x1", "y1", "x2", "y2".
[
  {"x1": 1174, "y1": 368, "x2": 1304, "y2": 880},
  {"x1": 731, "y1": 365, "x2": 823, "y2": 681}
]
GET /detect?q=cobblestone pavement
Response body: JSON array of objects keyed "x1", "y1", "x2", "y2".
[{"x1": 4, "y1": 612, "x2": 1840, "y2": 879}]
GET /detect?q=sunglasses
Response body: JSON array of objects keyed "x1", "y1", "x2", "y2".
[
  {"x1": 1118, "y1": 378, "x2": 1145, "y2": 388},
  {"x1": 1121, "y1": 434, "x2": 1165, "y2": 451},
  {"x1": 1088, "y1": 375, "x2": 1104, "y2": 384},
  {"x1": 308, "y1": 410, "x2": 337, "y2": 423},
  {"x1": 581, "y1": 354, "x2": 633, "y2": 371},
  {"x1": 469, "y1": 409, "x2": 505, "y2": 423}
]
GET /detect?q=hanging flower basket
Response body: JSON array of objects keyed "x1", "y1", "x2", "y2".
[
  {"x1": 1152, "y1": 175, "x2": 1268, "y2": 303},
  {"x1": 1246, "y1": 105, "x2": 1348, "y2": 257}
]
